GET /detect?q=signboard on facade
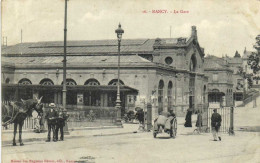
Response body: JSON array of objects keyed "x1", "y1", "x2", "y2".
[{"x1": 77, "y1": 93, "x2": 84, "y2": 104}]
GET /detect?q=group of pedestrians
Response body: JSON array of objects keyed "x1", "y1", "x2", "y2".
[
  {"x1": 45, "y1": 103, "x2": 69, "y2": 142},
  {"x1": 184, "y1": 108, "x2": 222, "y2": 141}
]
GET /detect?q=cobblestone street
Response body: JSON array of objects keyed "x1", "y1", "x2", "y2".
[{"x1": 2, "y1": 107, "x2": 260, "y2": 163}]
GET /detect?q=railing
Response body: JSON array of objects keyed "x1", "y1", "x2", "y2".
[
  {"x1": 66, "y1": 107, "x2": 117, "y2": 128},
  {"x1": 43, "y1": 104, "x2": 118, "y2": 128},
  {"x1": 2, "y1": 117, "x2": 35, "y2": 131},
  {"x1": 207, "y1": 107, "x2": 230, "y2": 133},
  {"x1": 2, "y1": 100, "x2": 36, "y2": 130},
  {"x1": 2, "y1": 102, "x2": 118, "y2": 131},
  {"x1": 243, "y1": 90, "x2": 259, "y2": 106}
]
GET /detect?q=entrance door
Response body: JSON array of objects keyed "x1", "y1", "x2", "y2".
[{"x1": 189, "y1": 75, "x2": 195, "y2": 110}]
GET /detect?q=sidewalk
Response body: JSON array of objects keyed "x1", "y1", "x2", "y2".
[
  {"x1": 1, "y1": 123, "x2": 143, "y2": 146},
  {"x1": 2, "y1": 116, "x2": 202, "y2": 146}
]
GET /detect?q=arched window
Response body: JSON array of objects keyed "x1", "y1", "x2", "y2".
[
  {"x1": 61, "y1": 79, "x2": 77, "y2": 85},
  {"x1": 190, "y1": 54, "x2": 197, "y2": 72},
  {"x1": 158, "y1": 80, "x2": 164, "y2": 114},
  {"x1": 84, "y1": 79, "x2": 100, "y2": 85},
  {"x1": 5, "y1": 78, "x2": 10, "y2": 84},
  {"x1": 18, "y1": 78, "x2": 32, "y2": 100},
  {"x1": 18, "y1": 78, "x2": 32, "y2": 85},
  {"x1": 108, "y1": 79, "x2": 124, "y2": 85},
  {"x1": 40, "y1": 78, "x2": 54, "y2": 85},
  {"x1": 167, "y1": 81, "x2": 173, "y2": 111}
]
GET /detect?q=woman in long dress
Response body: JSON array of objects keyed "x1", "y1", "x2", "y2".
[{"x1": 184, "y1": 109, "x2": 192, "y2": 127}]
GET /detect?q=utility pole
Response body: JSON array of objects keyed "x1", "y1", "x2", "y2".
[
  {"x1": 63, "y1": 0, "x2": 69, "y2": 135},
  {"x1": 63, "y1": 0, "x2": 68, "y2": 110}
]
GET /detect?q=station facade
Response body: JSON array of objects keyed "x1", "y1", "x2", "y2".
[{"x1": 2, "y1": 26, "x2": 208, "y2": 119}]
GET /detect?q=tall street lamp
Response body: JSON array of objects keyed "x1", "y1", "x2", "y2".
[
  {"x1": 115, "y1": 23, "x2": 124, "y2": 124},
  {"x1": 63, "y1": 0, "x2": 69, "y2": 135},
  {"x1": 63, "y1": 0, "x2": 68, "y2": 112}
]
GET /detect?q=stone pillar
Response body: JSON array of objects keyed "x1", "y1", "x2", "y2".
[
  {"x1": 33, "y1": 90, "x2": 39, "y2": 99},
  {"x1": 54, "y1": 92, "x2": 58, "y2": 104},
  {"x1": 100, "y1": 94, "x2": 104, "y2": 107},
  {"x1": 229, "y1": 107, "x2": 235, "y2": 135},
  {"x1": 57, "y1": 92, "x2": 62, "y2": 104},
  {"x1": 151, "y1": 96, "x2": 158, "y2": 123},
  {"x1": 104, "y1": 93, "x2": 108, "y2": 107}
]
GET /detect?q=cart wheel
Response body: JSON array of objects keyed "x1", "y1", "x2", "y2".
[
  {"x1": 171, "y1": 118, "x2": 177, "y2": 138},
  {"x1": 153, "y1": 132, "x2": 157, "y2": 138}
]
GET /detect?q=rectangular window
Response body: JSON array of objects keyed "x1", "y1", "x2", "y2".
[
  {"x1": 158, "y1": 89, "x2": 164, "y2": 113},
  {"x1": 213, "y1": 73, "x2": 218, "y2": 82},
  {"x1": 167, "y1": 89, "x2": 172, "y2": 111}
]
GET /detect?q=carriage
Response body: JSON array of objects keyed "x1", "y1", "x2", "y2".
[{"x1": 153, "y1": 112, "x2": 177, "y2": 138}]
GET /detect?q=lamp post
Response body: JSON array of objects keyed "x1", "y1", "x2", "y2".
[
  {"x1": 115, "y1": 23, "x2": 124, "y2": 125},
  {"x1": 63, "y1": 0, "x2": 68, "y2": 110},
  {"x1": 63, "y1": 0, "x2": 69, "y2": 134}
]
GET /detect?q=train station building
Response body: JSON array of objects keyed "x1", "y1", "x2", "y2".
[{"x1": 2, "y1": 26, "x2": 209, "y2": 119}]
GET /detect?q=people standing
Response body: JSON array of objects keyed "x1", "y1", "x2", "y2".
[
  {"x1": 32, "y1": 110, "x2": 40, "y2": 133},
  {"x1": 196, "y1": 110, "x2": 203, "y2": 131},
  {"x1": 184, "y1": 109, "x2": 192, "y2": 127},
  {"x1": 39, "y1": 112, "x2": 45, "y2": 132},
  {"x1": 55, "y1": 108, "x2": 68, "y2": 141},
  {"x1": 45, "y1": 103, "x2": 58, "y2": 142},
  {"x1": 136, "y1": 108, "x2": 145, "y2": 131},
  {"x1": 211, "y1": 109, "x2": 222, "y2": 141}
]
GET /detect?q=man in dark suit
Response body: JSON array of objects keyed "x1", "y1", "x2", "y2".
[
  {"x1": 211, "y1": 109, "x2": 222, "y2": 141},
  {"x1": 55, "y1": 108, "x2": 69, "y2": 141},
  {"x1": 45, "y1": 103, "x2": 58, "y2": 142}
]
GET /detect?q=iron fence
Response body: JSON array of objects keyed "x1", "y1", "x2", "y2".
[
  {"x1": 66, "y1": 107, "x2": 118, "y2": 128},
  {"x1": 207, "y1": 107, "x2": 230, "y2": 133}
]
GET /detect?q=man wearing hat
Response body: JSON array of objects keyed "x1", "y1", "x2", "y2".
[
  {"x1": 211, "y1": 109, "x2": 222, "y2": 141},
  {"x1": 45, "y1": 103, "x2": 58, "y2": 142}
]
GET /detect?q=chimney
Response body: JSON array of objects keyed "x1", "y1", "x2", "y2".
[
  {"x1": 153, "y1": 38, "x2": 162, "y2": 49},
  {"x1": 191, "y1": 26, "x2": 197, "y2": 38}
]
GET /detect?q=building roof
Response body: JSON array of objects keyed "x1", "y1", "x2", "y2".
[
  {"x1": 225, "y1": 57, "x2": 242, "y2": 64},
  {"x1": 1, "y1": 54, "x2": 154, "y2": 68},
  {"x1": 204, "y1": 56, "x2": 232, "y2": 72},
  {"x1": 1, "y1": 37, "x2": 196, "y2": 56},
  {"x1": 1, "y1": 39, "x2": 155, "y2": 55}
]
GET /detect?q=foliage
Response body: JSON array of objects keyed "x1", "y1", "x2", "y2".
[
  {"x1": 248, "y1": 35, "x2": 260, "y2": 74},
  {"x1": 243, "y1": 35, "x2": 260, "y2": 88}
]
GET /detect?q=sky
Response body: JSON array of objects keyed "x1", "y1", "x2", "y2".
[{"x1": 1, "y1": 0, "x2": 260, "y2": 57}]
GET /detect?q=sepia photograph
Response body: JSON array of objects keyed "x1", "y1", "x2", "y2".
[{"x1": 1, "y1": 0, "x2": 260, "y2": 162}]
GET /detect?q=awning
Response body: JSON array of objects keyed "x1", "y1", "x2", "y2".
[{"x1": 1, "y1": 84, "x2": 138, "y2": 94}]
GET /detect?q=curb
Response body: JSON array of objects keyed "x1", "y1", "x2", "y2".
[
  {"x1": 2, "y1": 126, "x2": 122, "y2": 134},
  {"x1": 2, "y1": 129, "x2": 143, "y2": 146}
]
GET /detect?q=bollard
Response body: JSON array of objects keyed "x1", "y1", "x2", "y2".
[
  {"x1": 146, "y1": 103, "x2": 152, "y2": 131},
  {"x1": 63, "y1": 122, "x2": 70, "y2": 135},
  {"x1": 229, "y1": 106, "x2": 235, "y2": 135},
  {"x1": 63, "y1": 109, "x2": 70, "y2": 135}
]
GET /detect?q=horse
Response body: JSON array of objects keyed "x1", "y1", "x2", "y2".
[{"x1": 2, "y1": 96, "x2": 44, "y2": 146}]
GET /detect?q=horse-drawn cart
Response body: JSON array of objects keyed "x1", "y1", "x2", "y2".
[{"x1": 153, "y1": 113, "x2": 177, "y2": 138}]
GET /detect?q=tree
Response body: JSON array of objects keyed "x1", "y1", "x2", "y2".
[
  {"x1": 239, "y1": 35, "x2": 260, "y2": 89},
  {"x1": 248, "y1": 35, "x2": 260, "y2": 74}
]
